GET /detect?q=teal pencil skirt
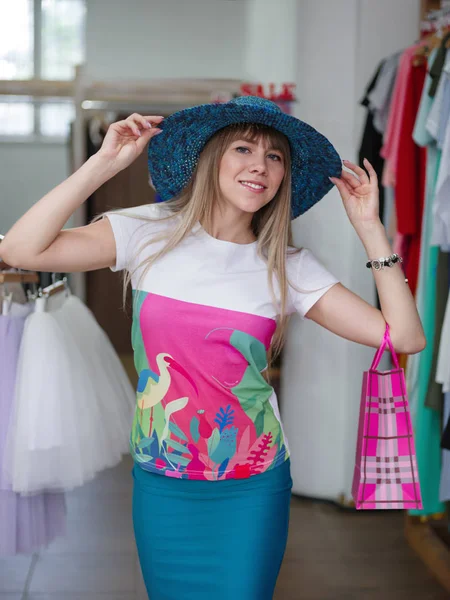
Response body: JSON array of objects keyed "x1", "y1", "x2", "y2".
[{"x1": 132, "y1": 459, "x2": 293, "y2": 600}]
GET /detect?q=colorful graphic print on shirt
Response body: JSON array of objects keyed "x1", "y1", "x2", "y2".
[{"x1": 130, "y1": 290, "x2": 289, "y2": 480}]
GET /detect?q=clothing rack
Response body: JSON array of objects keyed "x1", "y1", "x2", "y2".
[
  {"x1": 403, "y1": 2, "x2": 450, "y2": 592},
  {"x1": 0, "y1": 272, "x2": 39, "y2": 284}
]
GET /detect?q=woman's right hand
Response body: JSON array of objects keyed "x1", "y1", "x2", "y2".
[{"x1": 97, "y1": 113, "x2": 164, "y2": 173}]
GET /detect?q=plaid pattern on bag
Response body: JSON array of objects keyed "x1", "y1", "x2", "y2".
[{"x1": 352, "y1": 324, "x2": 422, "y2": 510}]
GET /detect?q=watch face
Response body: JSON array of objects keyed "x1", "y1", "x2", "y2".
[{"x1": 373, "y1": 260, "x2": 382, "y2": 270}]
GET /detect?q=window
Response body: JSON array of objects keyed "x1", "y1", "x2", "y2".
[
  {"x1": 41, "y1": 0, "x2": 85, "y2": 80},
  {"x1": 0, "y1": 0, "x2": 85, "y2": 138},
  {"x1": 0, "y1": 0, "x2": 34, "y2": 79}
]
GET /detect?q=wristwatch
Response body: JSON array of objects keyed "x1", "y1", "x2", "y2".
[{"x1": 366, "y1": 253, "x2": 403, "y2": 271}]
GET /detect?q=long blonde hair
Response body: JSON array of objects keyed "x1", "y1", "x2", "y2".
[{"x1": 109, "y1": 123, "x2": 305, "y2": 375}]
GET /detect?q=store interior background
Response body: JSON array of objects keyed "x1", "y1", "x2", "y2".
[{"x1": 1, "y1": 0, "x2": 449, "y2": 598}]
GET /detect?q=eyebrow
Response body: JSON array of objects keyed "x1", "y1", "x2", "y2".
[{"x1": 234, "y1": 139, "x2": 283, "y2": 153}]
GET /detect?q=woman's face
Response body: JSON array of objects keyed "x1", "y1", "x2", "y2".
[{"x1": 218, "y1": 137, "x2": 285, "y2": 215}]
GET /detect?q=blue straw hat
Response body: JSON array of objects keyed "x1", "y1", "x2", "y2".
[{"x1": 147, "y1": 96, "x2": 342, "y2": 220}]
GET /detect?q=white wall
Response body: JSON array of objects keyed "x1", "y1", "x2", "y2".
[
  {"x1": 0, "y1": 142, "x2": 71, "y2": 235},
  {"x1": 244, "y1": 0, "x2": 297, "y2": 85},
  {"x1": 281, "y1": 0, "x2": 420, "y2": 502},
  {"x1": 85, "y1": 0, "x2": 248, "y2": 80}
]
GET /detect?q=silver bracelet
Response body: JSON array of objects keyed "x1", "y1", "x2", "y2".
[{"x1": 366, "y1": 253, "x2": 403, "y2": 271}]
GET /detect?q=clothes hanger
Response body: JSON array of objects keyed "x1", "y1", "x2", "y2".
[
  {"x1": 414, "y1": 9, "x2": 450, "y2": 65},
  {"x1": 0, "y1": 281, "x2": 12, "y2": 316},
  {"x1": 0, "y1": 271, "x2": 39, "y2": 315},
  {"x1": 41, "y1": 276, "x2": 69, "y2": 298}
]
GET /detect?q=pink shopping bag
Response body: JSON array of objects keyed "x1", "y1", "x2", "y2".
[{"x1": 352, "y1": 323, "x2": 422, "y2": 510}]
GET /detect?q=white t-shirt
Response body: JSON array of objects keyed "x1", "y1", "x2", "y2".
[{"x1": 106, "y1": 203, "x2": 338, "y2": 481}]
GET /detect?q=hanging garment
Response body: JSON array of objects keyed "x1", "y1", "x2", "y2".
[
  {"x1": 425, "y1": 250, "x2": 448, "y2": 412},
  {"x1": 368, "y1": 52, "x2": 402, "y2": 135},
  {"x1": 426, "y1": 49, "x2": 450, "y2": 150},
  {"x1": 428, "y1": 32, "x2": 450, "y2": 98},
  {"x1": 381, "y1": 45, "x2": 428, "y2": 296},
  {"x1": 406, "y1": 51, "x2": 445, "y2": 517},
  {"x1": 429, "y1": 52, "x2": 450, "y2": 248},
  {"x1": 436, "y1": 288, "x2": 450, "y2": 393},
  {"x1": 442, "y1": 399, "x2": 450, "y2": 452},
  {"x1": 52, "y1": 293, "x2": 135, "y2": 462},
  {"x1": 440, "y1": 394, "x2": 450, "y2": 502},
  {"x1": 358, "y1": 61, "x2": 386, "y2": 224},
  {"x1": 381, "y1": 45, "x2": 422, "y2": 187},
  {"x1": 3, "y1": 292, "x2": 134, "y2": 494},
  {"x1": 0, "y1": 303, "x2": 66, "y2": 556},
  {"x1": 407, "y1": 48, "x2": 440, "y2": 418},
  {"x1": 395, "y1": 59, "x2": 427, "y2": 297},
  {"x1": 383, "y1": 186, "x2": 396, "y2": 244}
]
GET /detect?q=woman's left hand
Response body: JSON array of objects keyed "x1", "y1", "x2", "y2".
[{"x1": 330, "y1": 158, "x2": 381, "y2": 232}]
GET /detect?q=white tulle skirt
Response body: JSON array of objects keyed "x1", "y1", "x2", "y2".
[{"x1": 3, "y1": 291, "x2": 135, "y2": 494}]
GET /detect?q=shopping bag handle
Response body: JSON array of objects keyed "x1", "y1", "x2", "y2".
[{"x1": 370, "y1": 322, "x2": 400, "y2": 370}]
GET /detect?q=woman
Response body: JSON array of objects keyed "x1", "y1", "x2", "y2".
[{"x1": 0, "y1": 96, "x2": 425, "y2": 599}]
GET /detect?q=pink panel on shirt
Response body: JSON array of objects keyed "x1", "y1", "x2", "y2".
[{"x1": 138, "y1": 292, "x2": 279, "y2": 479}]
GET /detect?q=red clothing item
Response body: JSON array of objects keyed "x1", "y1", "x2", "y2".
[{"x1": 395, "y1": 59, "x2": 427, "y2": 297}]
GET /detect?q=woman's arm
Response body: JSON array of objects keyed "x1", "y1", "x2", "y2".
[
  {"x1": 0, "y1": 113, "x2": 163, "y2": 273},
  {"x1": 307, "y1": 159, "x2": 426, "y2": 355},
  {"x1": 306, "y1": 245, "x2": 425, "y2": 354},
  {"x1": 1, "y1": 155, "x2": 118, "y2": 272}
]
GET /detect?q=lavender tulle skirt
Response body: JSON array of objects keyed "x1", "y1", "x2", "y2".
[{"x1": 0, "y1": 304, "x2": 66, "y2": 556}]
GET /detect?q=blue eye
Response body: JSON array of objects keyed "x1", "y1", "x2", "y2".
[{"x1": 235, "y1": 146, "x2": 282, "y2": 162}]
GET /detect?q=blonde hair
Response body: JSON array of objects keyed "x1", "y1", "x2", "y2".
[{"x1": 105, "y1": 123, "x2": 307, "y2": 377}]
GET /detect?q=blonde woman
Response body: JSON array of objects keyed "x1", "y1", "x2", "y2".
[{"x1": 1, "y1": 96, "x2": 425, "y2": 599}]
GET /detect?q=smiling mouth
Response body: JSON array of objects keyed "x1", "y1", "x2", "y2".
[{"x1": 239, "y1": 181, "x2": 267, "y2": 191}]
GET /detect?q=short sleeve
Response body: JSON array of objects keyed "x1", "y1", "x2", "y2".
[
  {"x1": 104, "y1": 203, "x2": 168, "y2": 273},
  {"x1": 290, "y1": 248, "x2": 339, "y2": 319}
]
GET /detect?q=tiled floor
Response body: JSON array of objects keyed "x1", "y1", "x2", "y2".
[{"x1": 0, "y1": 455, "x2": 448, "y2": 599}]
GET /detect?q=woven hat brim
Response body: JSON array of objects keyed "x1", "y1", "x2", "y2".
[{"x1": 148, "y1": 101, "x2": 342, "y2": 219}]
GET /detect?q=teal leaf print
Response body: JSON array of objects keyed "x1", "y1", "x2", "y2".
[
  {"x1": 210, "y1": 426, "x2": 238, "y2": 465},
  {"x1": 274, "y1": 431, "x2": 281, "y2": 448},
  {"x1": 134, "y1": 453, "x2": 153, "y2": 464},
  {"x1": 227, "y1": 331, "x2": 273, "y2": 410},
  {"x1": 169, "y1": 421, "x2": 188, "y2": 442},
  {"x1": 229, "y1": 330, "x2": 267, "y2": 372},
  {"x1": 136, "y1": 420, "x2": 147, "y2": 442},
  {"x1": 240, "y1": 395, "x2": 263, "y2": 412},
  {"x1": 137, "y1": 436, "x2": 154, "y2": 450},
  {"x1": 190, "y1": 416, "x2": 200, "y2": 443},
  {"x1": 165, "y1": 438, "x2": 190, "y2": 455},
  {"x1": 254, "y1": 410, "x2": 265, "y2": 438},
  {"x1": 166, "y1": 453, "x2": 191, "y2": 467},
  {"x1": 208, "y1": 428, "x2": 221, "y2": 458}
]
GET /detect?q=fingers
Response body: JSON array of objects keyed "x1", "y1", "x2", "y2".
[
  {"x1": 342, "y1": 159, "x2": 369, "y2": 185},
  {"x1": 362, "y1": 157, "x2": 378, "y2": 186},
  {"x1": 120, "y1": 113, "x2": 164, "y2": 138},
  {"x1": 329, "y1": 176, "x2": 352, "y2": 202},
  {"x1": 341, "y1": 169, "x2": 361, "y2": 190}
]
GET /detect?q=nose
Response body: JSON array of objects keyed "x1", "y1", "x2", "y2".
[{"x1": 249, "y1": 156, "x2": 267, "y2": 174}]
